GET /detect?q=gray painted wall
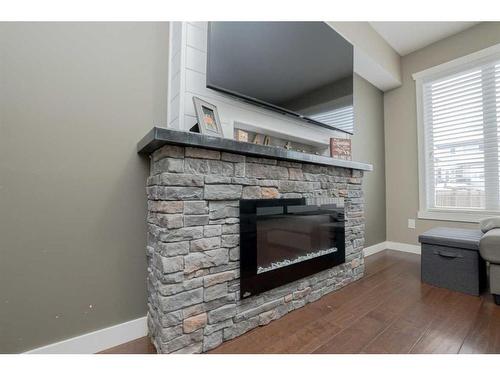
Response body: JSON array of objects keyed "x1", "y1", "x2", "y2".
[
  {"x1": 0, "y1": 22, "x2": 386, "y2": 353},
  {"x1": 384, "y1": 22, "x2": 500, "y2": 245},
  {"x1": 0, "y1": 22, "x2": 170, "y2": 353},
  {"x1": 352, "y1": 74, "x2": 386, "y2": 246}
]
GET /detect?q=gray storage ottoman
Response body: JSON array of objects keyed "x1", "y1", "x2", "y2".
[{"x1": 418, "y1": 227, "x2": 486, "y2": 296}]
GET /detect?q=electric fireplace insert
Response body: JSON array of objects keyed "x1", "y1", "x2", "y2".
[{"x1": 240, "y1": 198, "x2": 345, "y2": 298}]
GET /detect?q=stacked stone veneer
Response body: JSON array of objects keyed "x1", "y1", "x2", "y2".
[{"x1": 146, "y1": 144, "x2": 365, "y2": 353}]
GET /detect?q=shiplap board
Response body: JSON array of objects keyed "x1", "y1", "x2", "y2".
[
  {"x1": 186, "y1": 23, "x2": 207, "y2": 52},
  {"x1": 186, "y1": 46, "x2": 206, "y2": 74}
]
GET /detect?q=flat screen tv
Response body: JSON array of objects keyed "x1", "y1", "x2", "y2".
[{"x1": 207, "y1": 22, "x2": 354, "y2": 134}]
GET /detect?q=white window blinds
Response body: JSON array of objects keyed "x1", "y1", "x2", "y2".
[
  {"x1": 422, "y1": 59, "x2": 500, "y2": 212},
  {"x1": 309, "y1": 105, "x2": 354, "y2": 133}
]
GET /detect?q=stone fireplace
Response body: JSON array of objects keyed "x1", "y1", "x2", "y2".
[{"x1": 139, "y1": 127, "x2": 371, "y2": 353}]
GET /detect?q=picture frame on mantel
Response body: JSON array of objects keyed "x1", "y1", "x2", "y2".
[
  {"x1": 330, "y1": 137, "x2": 352, "y2": 160},
  {"x1": 192, "y1": 96, "x2": 224, "y2": 137}
]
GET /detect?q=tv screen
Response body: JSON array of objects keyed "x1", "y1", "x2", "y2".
[{"x1": 207, "y1": 22, "x2": 354, "y2": 134}]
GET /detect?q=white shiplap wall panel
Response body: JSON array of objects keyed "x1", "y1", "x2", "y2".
[
  {"x1": 184, "y1": 93, "x2": 197, "y2": 117},
  {"x1": 167, "y1": 22, "x2": 345, "y2": 149},
  {"x1": 185, "y1": 68, "x2": 209, "y2": 96},
  {"x1": 170, "y1": 51, "x2": 182, "y2": 81},
  {"x1": 170, "y1": 117, "x2": 180, "y2": 130},
  {"x1": 188, "y1": 21, "x2": 208, "y2": 30},
  {"x1": 171, "y1": 72, "x2": 181, "y2": 95},
  {"x1": 171, "y1": 22, "x2": 182, "y2": 55},
  {"x1": 168, "y1": 22, "x2": 184, "y2": 129},
  {"x1": 169, "y1": 92, "x2": 180, "y2": 124},
  {"x1": 186, "y1": 23, "x2": 207, "y2": 52},
  {"x1": 186, "y1": 46, "x2": 206, "y2": 74},
  {"x1": 184, "y1": 114, "x2": 198, "y2": 130}
]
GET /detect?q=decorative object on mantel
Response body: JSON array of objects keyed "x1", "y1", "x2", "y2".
[
  {"x1": 330, "y1": 137, "x2": 352, "y2": 160},
  {"x1": 252, "y1": 133, "x2": 265, "y2": 145},
  {"x1": 234, "y1": 129, "x2": 248, "y2": 142},
  {"x1": 282, "y1": 141, "x2": 307, "y2": 154},
  {"x1": 192, "y1": 96, "x2": 224, "y2": 137},
  {"x1": 263, "y1": 135, "x2": 271, "y2": 146}
]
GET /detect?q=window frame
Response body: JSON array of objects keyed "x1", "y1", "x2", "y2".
[{"x1": 414, "y1": 43, "x2": 500, "y2": 223}]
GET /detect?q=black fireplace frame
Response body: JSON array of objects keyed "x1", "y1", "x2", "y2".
[{"x1": 239, "y1": 198, "x2": 345, "y2": 299}]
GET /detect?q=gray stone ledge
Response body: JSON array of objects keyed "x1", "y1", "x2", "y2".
[{"x1": 138, "y1": 127, "x2": 372, "y2": 172}]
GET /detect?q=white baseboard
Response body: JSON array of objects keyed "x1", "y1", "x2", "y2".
[
  {"x1": 363, "y1": 242, "x2": 388, "y2": 257},
  {"x1": 363, "y1": 241, "x2": 421, "y2": 257},
  {"x1": 24, "y1": 316, "x2": 147, "y2": 354},
  {"x1": 385, "y1": 241, "x2": 421, "y2": 254},
  {"x1": 24, "y1": 241, "x2": 421, "y2": 354}
]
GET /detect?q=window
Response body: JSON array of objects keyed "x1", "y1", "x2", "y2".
[
  {"x1": 309, "y1": 105, "x2": 354, "y2": 134},
  {"x1": 415, "y1": 45, "x2": 500, "y2": 222}
]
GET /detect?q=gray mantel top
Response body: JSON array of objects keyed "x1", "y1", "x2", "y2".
[{"x1": 137, "y1": 127, "x2": 373, "y2": 172}]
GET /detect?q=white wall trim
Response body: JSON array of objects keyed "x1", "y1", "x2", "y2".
[
  {"x1": 24, "y1": 240, "x2": 423, "y2": 354},
  {"x1": 328, "y1": 21, "x2": 402, "y2": 91},
  {"x1": 385, "y1": 241, "x2": 421, "y2": 254},
  {"x1": 363, "y1": 242, "x2": 388, "y2": 257},
  {"x1": 416, "y1": 209, "x2": 500, "y2": 223},
  {"x1": 412, "y1": 42, "x2": 500, "y2": 81},
  {"x1": 24, "y1": 316, "x2": 147, "y2": 354},
  {"x1": 364, "y1": 241, "x2": 421, "y2": 257},
  {"x1": 413, "y1": 42, "x2": 500, "y2": 223},
  {"x1": 166, "y1": 21, "x2": 174, "y2": 127}
]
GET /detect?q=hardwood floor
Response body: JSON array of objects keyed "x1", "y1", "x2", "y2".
[
  {"x1": 100, "y1": 250, "x2": 500, "y2": 354},
  {"x1": 99, "y1": 337, "x2": 156, "y2": 354}
]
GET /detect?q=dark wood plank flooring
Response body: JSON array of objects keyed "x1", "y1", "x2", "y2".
[
  {"x1": 100, "y1": 250, "x2": 500, "y2": 354},
  {"x1": 99, "y1": 336, "x2": 156, "y2": 354}
]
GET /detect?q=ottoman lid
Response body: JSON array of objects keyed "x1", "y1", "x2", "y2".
[{"x1": 418, "y1": 227, "x2": 483, "y2": 251}]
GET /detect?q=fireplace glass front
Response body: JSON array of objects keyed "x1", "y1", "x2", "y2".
[{"x1": 240, "y1": 198, "x2": 345, "y2": 298}]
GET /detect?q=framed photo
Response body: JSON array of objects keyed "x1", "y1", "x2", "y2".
[
  {"x1": 235, "y1": 129, "x2": 249, "y2": 142},
  {"x1": 192, "y1": 96, "x2": 224, "y2": 137}
]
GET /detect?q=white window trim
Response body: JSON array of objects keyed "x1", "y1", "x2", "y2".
[{"x1": 414, "y1": 43, "x2": 500, "y2": 223}]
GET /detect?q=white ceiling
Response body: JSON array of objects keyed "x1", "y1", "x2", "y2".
[{"x1": 369, "y1": 22, "x2": 479, "y2": 56}]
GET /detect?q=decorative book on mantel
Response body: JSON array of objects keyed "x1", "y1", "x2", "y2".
[{"x1": 330, "y1": 138, "x2": 352, "y2": 160}]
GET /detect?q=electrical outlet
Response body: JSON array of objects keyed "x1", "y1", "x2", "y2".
[{"x1": 408, "y1": 219, "x2": 416, "y2": 229}]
